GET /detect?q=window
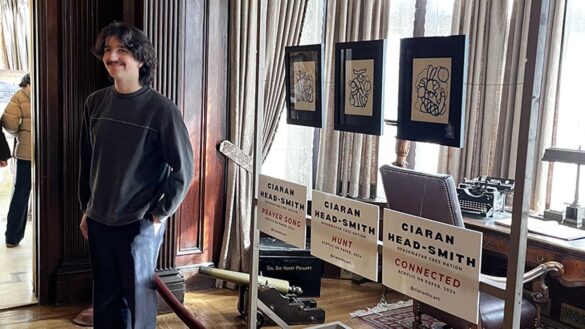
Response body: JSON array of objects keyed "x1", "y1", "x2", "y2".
[
  {"x1": 377, "y1": 0, "x2": 454, "y2": 197},
  {"x1": 261, "y1": 0, "x2": 324, "y2": 187},
  {"x1": 548, "y1": 0, "x2": 585, "y2": 210},
  {"x1": 377, "y1": 0, "x2": 415, "y2": 197}
]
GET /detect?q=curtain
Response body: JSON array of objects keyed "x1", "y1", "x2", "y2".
[
  {"x1": 438, "y1": 0, "x2": 510, "y2": 183},
  {"x1": 438, "y1": 0, "x2": 564, "y2": 211},
  {"x1": 0, "y1": 0, "x2": 29, "y2": 70},
  {"x1": 496, "y1": 0, "x2": 566, "y2": 211},
  {"x1": 216, "y1": 0, "x2": 308, "y2": 275},
  {"x1": 315, "y1": 0, "x2": 390, "y2": 199},
  {"x1": 263, "y1": 0, "x2": 308, "y2": 159}
]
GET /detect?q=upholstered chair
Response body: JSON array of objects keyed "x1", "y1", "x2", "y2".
[{"x1": 380, "y1": 164, "x2": 563, "y2": 329}]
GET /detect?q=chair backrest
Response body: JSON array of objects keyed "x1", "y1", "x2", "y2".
[{"x1": 379, "y1": 164, "x2": 464, "y2": 227}]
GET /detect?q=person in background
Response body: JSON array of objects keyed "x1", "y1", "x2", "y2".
[
  {"x1": 1, "y1": 73, "x2": 31, "y2": 248},
  {"x1": 0, "y1": 129, "x2": 9, "y2": 167},
  {"x1": 78, "y1": 22, "x2": 193, "y2": 329}
]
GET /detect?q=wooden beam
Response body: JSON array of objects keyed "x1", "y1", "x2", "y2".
[{"x1": 503, "y1": 0, "x2": 545, "y2": 327}]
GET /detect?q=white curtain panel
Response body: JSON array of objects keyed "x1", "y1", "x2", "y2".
[
  {"x1": 439, "y1": 0, "x2": 565, "y2": 211},
  {"x1": 0, "y1": 0, "x2": 30, "y2": 70},
  {"x1": 438, "y1": 0, "x2": 510, "y2": 182},
  {"x1": 315, "y1": 0, "x2": 390, "y2": 199},
  {"x1": 498, "y1": 0, "x2": 565, "y2": 211},
  {"x1": 216, "y1": 0, "x2": 308, "y2": 277}
]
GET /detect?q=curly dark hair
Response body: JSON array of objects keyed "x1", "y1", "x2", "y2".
[
  {"x1": 19, "y1": 73, "x2": 30, "y2": 87},
  {"x1": 92, "y1": 22, "x2": 157, "y2": 86}
]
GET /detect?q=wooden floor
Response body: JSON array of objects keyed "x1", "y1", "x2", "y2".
[{"x1": 0, "y1": 278, "x2": 407, "y2": 328}]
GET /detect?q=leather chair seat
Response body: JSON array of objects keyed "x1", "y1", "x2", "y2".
[
  {"x1": 479, "y1": 292, "x2": 536, "y2": 329},
  {"x1": 417, "y1": 292, "x2": 536, "y2": 329}
]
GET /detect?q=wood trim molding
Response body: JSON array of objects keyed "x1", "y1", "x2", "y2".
[{"x1": 33, "y1": 0, "x2": 65, "y2": 304}]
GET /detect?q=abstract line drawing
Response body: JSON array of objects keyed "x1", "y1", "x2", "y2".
[
  {"x1": 285, "y1": 45, "x2": 322, "y2": 127},
  {"x1": 410, "y1": 57, "x2": 452, "y2": 124},
  {"x1": 334, "y1": 39, "x2": 385, "y2": 134},
  {"x1": 344, "y1": 58, "x2": 375, "y2": 117},
  {"x1": 294, "y1": 70, "x2": 313, "y2": 103},
  {"x1": 291, "y1": 60, "x2": 317, "y2": 112},
  {"x1": 348, "y1": 68, "x2": 372, "y2": 108},
  {"x1": 398, "y1": 35, "x2": 466, "y2": 147},
  {"x1": 414, "y1": 64, "x2": 450, "y2": 117}
]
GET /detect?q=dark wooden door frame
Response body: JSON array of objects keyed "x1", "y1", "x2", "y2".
[{"x1": 32, "y1": 0, "x2": 65, "y2": 304}]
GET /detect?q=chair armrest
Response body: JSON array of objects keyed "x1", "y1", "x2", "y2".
[
  {"x1": 480, "y1": 261, "x2": 563, "y2": 306},
  {"x1": 480, "y1": 274, "x2": 506, "y2": 291},
  {"x1": 480, "y1": 261, "x2": 564, "y2": 287}
]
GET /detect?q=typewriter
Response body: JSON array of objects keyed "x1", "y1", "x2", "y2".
[{"x1": 457, "y1": 176, "x2": 514, "y2": 217}]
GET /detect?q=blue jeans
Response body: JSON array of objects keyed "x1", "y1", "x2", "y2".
[
  {"x1": 88, "y1": 217, "x2": 166, "y2": 329},
  {"x1": 5, "y1": 159, "x2": 31, "y2": 245}
]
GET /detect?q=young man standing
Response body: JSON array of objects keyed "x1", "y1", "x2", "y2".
[{"x1": 78, "y1": 22, "x2": 193, "y2": 329}]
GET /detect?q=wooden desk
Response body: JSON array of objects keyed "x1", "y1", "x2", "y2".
[{"x1": 463, "y1": 213, "x2": 585, "y2": 288}]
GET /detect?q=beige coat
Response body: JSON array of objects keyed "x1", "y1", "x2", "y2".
[{"x1": 1, "y1": 86, "x2": 31, "y2": 160}]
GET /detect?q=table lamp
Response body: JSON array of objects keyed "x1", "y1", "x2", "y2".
[{"x1": 542, "y1": 146, "x2": 585, "y2": 228}]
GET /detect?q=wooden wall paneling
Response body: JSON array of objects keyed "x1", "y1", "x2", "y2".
[
  {"x1": 54, "y1": 1, "x2": 123, "y2": 305},
  {"x1": 205, "y1": 0, "x2": 228, "y2": 265},
  {"x1": 176, "y1": 0, "x2": 205, "y2": 262},
  {"x1": 141, "y1": 0, "x2": 228, "y2": 291},
  {"x1": 54, "y1": 0, "x2": 100, "y2": 304},
  {"x1": 61, "y1": 0, "x2": 98, "y2": 261},
  {"x1": 32, "y1": 0, "x2": 226, "y2": 305},
  {"x1": 174, "y1": 0, "x2": 229, "y2": 269},
  {"x1": 142, "y1": 0, "x2": 228, "y2": 273},
  {"x1": 34, "y1": 0, "x2": 123, "y2": 304},
  {"x1": 142, "y1": 0, "x2": 197, "y2": 273},
  {"x1": 123, "y1": 0, "x2": 143, "y2": 28}
]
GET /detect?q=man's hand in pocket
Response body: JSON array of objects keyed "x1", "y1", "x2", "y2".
[
  {"x1": 79, "y1": 213, "x2": 88, "y2": 240},
  {"x1": 151, "y1": 214, "x2": 162, "y2": 235}
]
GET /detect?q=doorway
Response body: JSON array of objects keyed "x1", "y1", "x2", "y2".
[{"x1": 0, "y1": 0, "x2": 36, "y2": 310}]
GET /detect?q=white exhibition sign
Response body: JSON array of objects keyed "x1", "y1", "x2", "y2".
[
  {"x1": 382, "y1": 209, "x2": 482, "y2": 324},
  {"x1": 257, "y1": 175, "x2": 307, "y2": 248},
  {"x1": 311, "y1": 190, "x2": 379, "y2": 281}
]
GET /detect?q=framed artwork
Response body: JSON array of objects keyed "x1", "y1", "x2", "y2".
[
  {"x1": 397, "y1": 35, "x2": 467, "y2": 147},
  {"x1": 334, "y1": 39, "x2": 386, "y2": 135},
  {"x1": 285, "y1": 44, "x2": 323, "y2": 128}
]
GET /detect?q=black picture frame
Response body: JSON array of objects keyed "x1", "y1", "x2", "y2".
[
  {"x1": 334, "y1": 39, "x2": 386, "y2": 136},
  {"x1": 397, "y1": 35, "x2": 467, "y2": 148},
  {"x1": 285, "y1": 44, "x2": 323, "y2": 128}
]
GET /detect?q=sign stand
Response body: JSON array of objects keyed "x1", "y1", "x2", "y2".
[
  {"x1": 247, "y1": 1, "x2": 290, "y2": 328},
  {"x1": 504, "y1": 1, "x2": 547, "y2": 327}
]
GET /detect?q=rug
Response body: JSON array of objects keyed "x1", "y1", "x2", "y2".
[
  {"x1": 352, "y1": 301, "x2": 561, "y2": 329},
  {"x1": 353, "y1": 302, "x2": 444, "y2": 329}
]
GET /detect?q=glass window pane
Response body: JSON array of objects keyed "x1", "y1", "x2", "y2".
[
  {"x1": 384, "y1": 0, "x2": 416, "y2": 122},
  {"x1": 550, "y1": 0, "x2": 585, "y2": 210},
  {"x1": 261, "y1": 0, "x2": 324, "y2": 187}
]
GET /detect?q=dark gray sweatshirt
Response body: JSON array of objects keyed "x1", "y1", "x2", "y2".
[{"x1": 78, "y1": 86, "x2": 194, "y2": 226}]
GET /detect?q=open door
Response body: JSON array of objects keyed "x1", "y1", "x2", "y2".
[{"x1": 0, "y1": 0, "x2": 36, "y2": 310}]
